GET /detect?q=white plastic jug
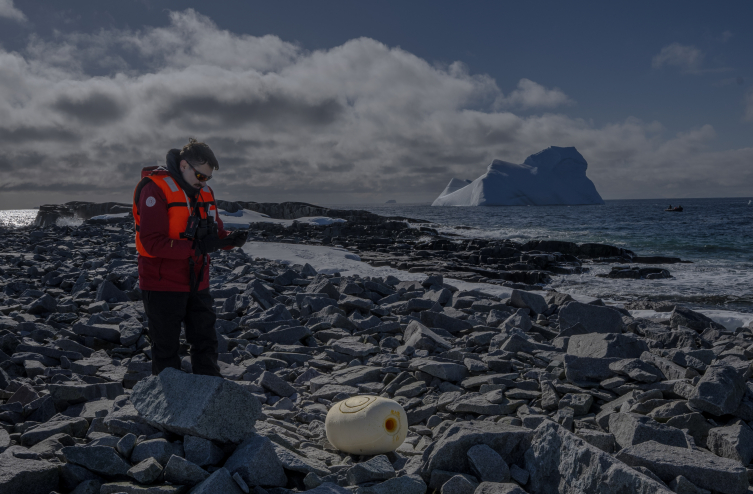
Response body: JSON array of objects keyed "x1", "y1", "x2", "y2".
[{"x1": 325, "y1": 396, "x2": 407, "y2": 455}]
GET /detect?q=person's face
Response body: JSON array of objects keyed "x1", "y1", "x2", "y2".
[{"x1": 180, "y1": 159, "x2": 214, "y2": 189}]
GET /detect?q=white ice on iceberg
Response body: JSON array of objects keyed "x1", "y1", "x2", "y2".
[{"x1": 432, "y1": 146, "x2": 604, "y2": 206}]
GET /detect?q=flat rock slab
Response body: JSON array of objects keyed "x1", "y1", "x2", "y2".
[
  {"x1": 559, "y1": 302, "x2": 624, "y2": 334},
  {"x1": 615, "y1": 440, "x2": 749, "y2": 494},
  {"x1": 525, "y1": 422, "x2": 672, "y2": 494},
  {"x1": 131, "y1": 367, "x2": 261, "y2": 443},
  {"x1": 0, "y1": 455, "x2": 59, "y2": 494}
]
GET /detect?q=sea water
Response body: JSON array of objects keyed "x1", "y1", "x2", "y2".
[{"x1": 334, "y1": 198, "x2": 753, "y2": 313}]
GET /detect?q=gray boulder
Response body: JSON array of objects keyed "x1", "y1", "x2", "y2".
[
  {"x1": 358, "y1": 474, "x2": 427, "y2": 494},
  {"x1": 131, "y1": 367, "x2": 261, "y2": 443},
  {"x1": 403, "y1": 320, "x2": 451, "y2": 353},
  {"x1": 510, "y1": 289, "x2": 548, "y2": 314},
  {"x1": 191, "y1": 468, "x2": 244, "y2": 494},
  {"x1": 62, "y1": 445, "x2": 131, "y2": 477},
  {"x1": 558, "y1": 302, "x2": 624, "y2": 334},
  {"x1": 524, "y1": 422, "x2": 672, "y2": 494},
  {"x1": 420, "y1": 310, "x2": 473, "y2": 333},
  {"x1": 27, "y1": 294, "x2": 57, "y2": 315},
  {"x1": 670, "y1": 306, "x2": 724, "y2": 332},
  {"x1": 410, "y1": 358, "x2": 468, "y2": 382},
  {"x1": 420, "y1": 421, "x2": 531, "y2": 482},
  {"x1": 222, "y1": 434, "x2": 287, "y2": 487},
  {"x1": 127, "y1": 458, "x2": 162, "y2": 484},
  {"x1": 346, "y1": 454, "x2": 395, "y2": 485},
  {"x1": 0, "y1": 455, "x2": 59, "y2": 494},
  {"x1": 184, "y1": 435, "x2": 225, "y2": 467},
  {"x1": 707, "y1": 424, "x2": 753, "y2": 465},
  {"x1": 615, "y1": 441, "x2": 748, "y2": 494},
  {"x1": 163, "y1": 455, "x2": 210, "y2": 486},
  {"x1": 467, "y1": 444, "x2": 510, "y2": 482},
  {"x1": 564, "y1": 355, "x2": 618, "y2": 385},
  {"x1": 608, "y1": 413, "x2": 689, "y2": 449},
  {"x1": 95, "y1": 280, "x2": 129, "y2": 303},
  {"x1": 130, "y1": 439, "x2": 184, "y2": 466},
  {"x1": 608, "y1": 358, "x2": 663, "y2": 383},
  {"x1": 567, "y1": 333, "x2": 648, "y2": 359},
  {"x1": 688, "y1": 359, "x2": 749, "y2": 416},
  {"x1": 475, "y1": 483, "x2": 527, "y2": 494}
]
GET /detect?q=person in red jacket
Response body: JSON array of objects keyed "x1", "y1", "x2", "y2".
[{"x1": 133, "y1": 138, "x2": 248, "y2": 376}]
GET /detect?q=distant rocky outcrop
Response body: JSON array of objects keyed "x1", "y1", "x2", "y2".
[
  {"x1": 215, "y1": 200, "x2": 424, "y2": 225},
  {"x1": 34, "y1": 202, "x2": 132, "y2": 227}
]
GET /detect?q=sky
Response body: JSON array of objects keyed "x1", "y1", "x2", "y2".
[{"x1": 0, "y1": 0, "x2": 751, "y2": 209}]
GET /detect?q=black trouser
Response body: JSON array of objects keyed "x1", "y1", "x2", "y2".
[{"x1": 141, "y1": 289, "x2": 221, "y2": 377}]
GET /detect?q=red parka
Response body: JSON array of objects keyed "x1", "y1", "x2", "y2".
[{"x1": 135, "y1": 177, "x2": 229, "y2": 292}]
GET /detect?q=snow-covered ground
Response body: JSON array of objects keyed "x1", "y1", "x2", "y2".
[
  {"x1": 219, "y1": 209, "x2": 346, "y2": 229},
  {"x1": 432, "y1": 146, "x2": 604, "y2": 206},
  {"x1": 243, "y1": 241, "x2": 753, "y2": 330},
  {"x1": 89, "y1": 212, "x2": 130, "y2": 221},
  {"x1": 242, "y1": 241, "x2": 514, "y2": 299}
]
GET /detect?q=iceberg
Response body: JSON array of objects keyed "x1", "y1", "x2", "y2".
[{"x1": 432, "y1": 146, "x2": 604, "y2": 206}]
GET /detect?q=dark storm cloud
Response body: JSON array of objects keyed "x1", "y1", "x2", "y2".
[
  {"x1": 0, "y1": 7, "x2": 751, "y2": 208},
  {"x1": 160, "y1": 94, "x2": 343, "y2": 129},
  {"x1": 52, "y1": 92, "x2": 127, "y2": 125}
]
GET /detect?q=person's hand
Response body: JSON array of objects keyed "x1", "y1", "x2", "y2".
[
  {"x1": 195, "y1": 233, "x2": 223, "y2": 256},
  {"x1": 225, "y1": 230, "x2": 249, "y2": 248}
]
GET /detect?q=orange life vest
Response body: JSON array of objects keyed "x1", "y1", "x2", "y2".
[{"x1": 132, "y1": 167, "x2": 218, "y2": 258}]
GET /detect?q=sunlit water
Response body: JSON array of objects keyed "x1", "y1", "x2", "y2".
[
  {"x1": 0, "y1": 209, "x2": 37, "y2": 228},
  {"x1": 331, "y1": 198, "x2": 753, "y2": 312}
]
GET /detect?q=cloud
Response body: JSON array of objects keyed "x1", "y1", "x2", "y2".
[
  {"x1": 652, "y1": 43, "x2": 704, "y2": 74},
  {"x1": 0, "y1": 9, "x2": 750, "y2": 209},
  {"x1": 495, "y1": 78, "x2": 573, "y2": 110},
  {"x1": 0, "y1": 0, "x2": 25, "y2": 22}
]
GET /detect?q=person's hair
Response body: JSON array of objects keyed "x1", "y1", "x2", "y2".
[{"x1": 180, "y1": 137, "x2": 219, "y2": 170}]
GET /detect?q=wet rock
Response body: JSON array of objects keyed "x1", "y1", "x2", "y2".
[{"x1": 131, "y1": 367, "x2": 261, "y2": 442}]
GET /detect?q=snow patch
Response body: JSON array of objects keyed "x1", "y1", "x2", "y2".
[
  {"x1": 219, "y1": 209, "x2": 346, "y2": 229},
  {"x1": 243, "y1": 241, "x2": 513, "y2": 298}
]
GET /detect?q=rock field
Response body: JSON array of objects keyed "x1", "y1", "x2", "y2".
[{"x1": 0, "y1": 206, "x2": 752, "y2": 494}]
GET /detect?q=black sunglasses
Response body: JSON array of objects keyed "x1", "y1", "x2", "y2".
[{"x1": 186, "y1": 161, "x2": 212, "y2": 182}]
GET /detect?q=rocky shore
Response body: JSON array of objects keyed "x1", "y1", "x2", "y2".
[{"x1": 0, "y1": 203, "x2": 751, "y2": 494}]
